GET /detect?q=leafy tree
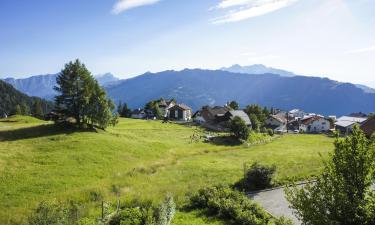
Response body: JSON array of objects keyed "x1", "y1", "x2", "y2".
[
  {"x1": 244, "y1": 104, "x2": 270, "y2": 130},
  {"x1": 54, "y1": 59, "x2": 116, "y2": 129},
  {"x1": 14, "y1": 104, "x2": 22, "y2": 115},
  {"x1": 228, "y1": 100, "x2": 239, "y2": 110},
  {"x1": 286, "y1": 126, "x2": 375, "y2": 225},
  {"x1": 249, "y1": 114, "x2": 261, "y2": 132},
  {"x1": 230, "y1": 116, "x2": 250, "y2": 141},
  {"x1": 145, "y1": 100, "x2": 162, "y2": 119}
]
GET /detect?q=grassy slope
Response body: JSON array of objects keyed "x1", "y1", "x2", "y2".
[{"x1": 0, "y1": 116, "x2": 333, "y2": 224}]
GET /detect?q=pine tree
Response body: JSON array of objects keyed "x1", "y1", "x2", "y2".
[
  {"x1": 33, "y1": 99, "x2": 43, "y2": 117},
  {"x1": 54, "y1": 59, "x2": 116, "y2": 129},
  {"x1": 14, "y1": 104, "x2": 22, "y2": 115}
]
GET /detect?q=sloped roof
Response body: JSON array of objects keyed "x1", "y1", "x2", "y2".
[
  {"x1": 228, "y1": 110, "x2": 251, "y2": 125},
  {"x1": 270, "y1": 114, "x2": 287, "y2": 123},
  {"x1": 337, "y1": 116, "x2": 367, "y2": 123},
  {"x1": 301, "y1": 115, "x2": 325, "y2": 125},
  {"x1": 170, "y1": 103, "x2": 191, "y2": 111}
]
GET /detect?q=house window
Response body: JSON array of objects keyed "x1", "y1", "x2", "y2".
[{"x1": 175, "y1": 110, "x2": 178, "y2": 118}]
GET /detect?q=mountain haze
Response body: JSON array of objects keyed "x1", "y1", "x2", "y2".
[
  {"x1": 2, "y1": 73, "x2": 119, "y2": 100},
  {"x1": 106, "y1": 69, "x2": 375, "y2": 116},
  {"x1": 221, "y1": 64, "x2": 296, "y2": 77}
]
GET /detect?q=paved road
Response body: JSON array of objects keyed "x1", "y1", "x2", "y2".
[{"x1": 248, "y1": 187, "x2": 301, "y2": 225}]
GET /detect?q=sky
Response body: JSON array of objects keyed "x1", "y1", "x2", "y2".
[{"x1": 0, "y1": 0, "x2": 374, "y2": 87}]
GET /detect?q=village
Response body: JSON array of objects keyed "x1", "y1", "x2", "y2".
[{"x1": 128, "y1": 98, "x2": 375, "y2": 137}]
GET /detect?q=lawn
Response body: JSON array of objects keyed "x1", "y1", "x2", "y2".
[{"x1": 0, "y1": 116, "x2": 334, "y2": 224}]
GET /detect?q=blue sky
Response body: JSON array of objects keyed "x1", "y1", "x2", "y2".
[{"x1": 0, "y1": 0, "x2": 374, "y2": 87}]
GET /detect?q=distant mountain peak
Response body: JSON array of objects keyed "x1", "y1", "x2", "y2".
[{"x1": 221, "y1": 64, "x2": 295, "y2": 77}]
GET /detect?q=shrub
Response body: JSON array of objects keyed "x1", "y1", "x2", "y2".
[
  {"x1": 230, "y1": 116, "x2": 250, "y2": 141},
  {"x1": 267, "y1": 128, "x2": 274, "y2": 136},
  {"x1": 189, "y1": 185, "x2": 272, "y2": 224},
  {"x1": 235, "y1": 162, "x2": 276, "y2": 191}
]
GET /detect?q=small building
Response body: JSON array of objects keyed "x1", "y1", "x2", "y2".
[
  {"x1": 335, "y1": 116, "x2": 368, "y2": 135},
  {"x1": 131, "y1": 109, "x2": 147, "y2": 119},
  {"x1": 193, "y1": 106, "x2": 230, "y2": 124},
  {"x1": 265, "y1": 114, "x2": 287, "y2": 131},
  {"x1": 168, "y1": 104, "x2": 192, "y2": 121},
  {"x1": 360, "y1": 117, "x2": 375, "y2": 137},
  {"x1": 300, "y1": 116, "x2": 330, "y2": 133}
]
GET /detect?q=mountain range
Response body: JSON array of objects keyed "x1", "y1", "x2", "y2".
[
  {"x1": 2, "y1": 73, "x2": 119, "y2": 100},
  {"x1": 2, "y1": 65, "x2": 375, "y2": 116},
  {"x1": 0, "y1": 80, "x2": 53, "y2": 116}
]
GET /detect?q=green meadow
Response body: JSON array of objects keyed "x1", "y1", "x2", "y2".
[{"x1": 0, "y1": 116, "x2": 334, "y2": 224}]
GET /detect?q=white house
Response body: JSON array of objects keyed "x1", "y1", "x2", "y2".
[
  {"x1": 168, "y1": 104, "x2": 192, "y2": 121},
  {"x1": 265, "y1": 114, "x2": 287, "y2": 131},
  {"x1": 300, "y1": 116, "x2": 330, "y2": 133}
]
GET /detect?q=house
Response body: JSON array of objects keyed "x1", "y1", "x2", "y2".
[
  {"x1": 265, "y1": 114, "x2": 287, "y2": 131},
  {"x1": 158, "y1": 99, "x2": 175, "y2": 118},
  {"x1": 131, "y1": 109, "x2": 147, "y2": 119},
  {"x1": 360, "y1": 117, "x2": 375, "y2": 137},
  {"x1": 335, "y1": 116, "x2": 368, "y2": 135},
  {"x1": 168, "y1": 104, "x2": 192, "y2": 121},
  {"x1": 288, "y1": 109, "x2": 306, "y2": 119},
  {"x1": 300, "y1": 116, "x2": 330, "y2": 133},
  {"x1": 219, "y1": 110, "x2": 252, "y2": 126},
  {"x1": 193, "y1": 106, "x2": 230, "y2": 124}
]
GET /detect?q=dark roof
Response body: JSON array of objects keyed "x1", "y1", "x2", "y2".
[
  {"x1": 361, "y1": 117, "x2": 375, "y2": 137},
  {"x1": 199, "y1": 106, "x2": 230, "y2": 122},
  {"x1": 227, "y1": 110, "x2": 251, "y2": 125}
]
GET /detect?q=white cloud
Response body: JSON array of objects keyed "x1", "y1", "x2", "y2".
[
  {"x1": 347, "y1": 45, "x2": 375, "y2": 54},
  {"x1": 212, "y1": 0, "x2": 298, "y2": 24},
  {"x1": 112, "y1": 0, "x2": 161, "y2": 14}
]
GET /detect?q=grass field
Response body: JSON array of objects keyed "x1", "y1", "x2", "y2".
[{"x1": 0, "y1": 116, "x2": 334, "y2": 224}]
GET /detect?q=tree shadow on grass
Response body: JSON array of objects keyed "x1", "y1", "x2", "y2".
[
  {"x1": 0, "y1": 124, "x2": 96, "y2": 142},
  {"x1": 209, "y1": 135, "x2": 243, "y2": 146}
]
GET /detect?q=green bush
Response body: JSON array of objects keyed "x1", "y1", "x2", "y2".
[
  {"x1": 235, "y1": 162, "x2": 276, "y2": 191},
  {"x1": 189, "y1": 185, "x2": 271, "y2": 224},
  {"x1": 267, "y1": 128, "x2": 274, "y2": 136}
]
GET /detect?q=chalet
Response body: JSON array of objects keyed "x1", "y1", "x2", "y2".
[
  {"x1": 168, "y1": 104, "x2": 192, "y2": 121},
  {"x1": 335, "y1": 116, "x2": 368, "y2": 135},
  {"x1": 193, "y1": 106, "x2": 230, "y2": 124},
  {"x1": 131, "y1": 109, "x2": 147, "y2": 119},
  {"x1": 158, "y1": 99, "x2": 175, "y2": 118},
  {"x1": 300, "y1": 116, "x2": 330, "y2": 133},
  {"x1": 360, "y1": 117, "x2": 375, "y2": 137},
  {"x1": 265, "y1": 114, "x2": 287, "y2": 131}
]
